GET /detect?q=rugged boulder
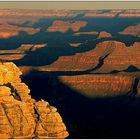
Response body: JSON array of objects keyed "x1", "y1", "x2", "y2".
[{"x1": 0, "y1": 62, "x2": 68, "y2": 138}]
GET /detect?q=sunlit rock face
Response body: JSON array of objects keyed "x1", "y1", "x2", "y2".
[
  {"x1": 84, "y1": 11, "x2": 118, "y2": 18},
  {"x1": 69, "y1": 43, "x2": 82, "y2": 47},
  {"x1": 0, "y1": 62, "x2": 68, "y2": 139},
  {"x1": 119, "y1": 10, "x2": 140, "y2": 17},
  {"x1": 47, "y1": 20, "x2": 87, "y2": 33},
  {"x1": 17, "y1": 44, "x2": 47, "y2": 52},
  {"x1": 97, "y1": 31, "x2": 112, "y2": 39},
  {"x1": 73, "y1": 31, "x2": 98, "y2": 36},
  {"x1": 95, "y1": 41, "x2": 140, "y2": 73},
  {"x1": 0, "y1": 44, "x2": 47, "y2": 61},
  {"x1": 59, "y1": 74, "x2": 135, "y2": 98},
  {"x1": 119, "y1": 24, "x2": 140, "y2": 37},
  {"x1": 0, "y1": 9, "x2": 77, "y2": 18},
  {"x1": 0, "y1": 25, "x2": 40, "y2": 39},
  {"x1": 38, "y1": 41, "x2": 140, "y2": 73},
  {"x1": 38, "y1": 42, "x2": 108, "y2": 71}
]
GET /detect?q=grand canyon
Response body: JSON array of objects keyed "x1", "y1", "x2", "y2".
[{"x1": 0, "y1": 9, "x2": 140, "y2": 138}]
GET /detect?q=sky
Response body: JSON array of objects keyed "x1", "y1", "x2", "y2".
[{"x1": 0, "y1": 2, "x2": 140, "y2": 10}]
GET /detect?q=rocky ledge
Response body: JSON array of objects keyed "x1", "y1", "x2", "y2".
[{"x1": 0, "y1": 62, "x2": 69, "y2": 138}]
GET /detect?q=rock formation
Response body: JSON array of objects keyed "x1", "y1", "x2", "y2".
[
  {"x1": 36, "y1": 41, "x2": 140, "y2": 74},
  {"x1": 0, "y1": 54, "x2": 25, "y2": 61},
  {"x1": 73, "y1": 31, "x2": 98, "y2": 36},
  {"x1": 47, "y1": 20, "x2": 87, "y2": 33},
  {"x1": 17, "y1": 44, "x2": 47, "y2": 52},
  {"x1": 119, "y1": 24, "x2": 140, "y2": 37},
  {"x1": 0, "y1": 44, "x2": 47, "y2": 61},
  {"x1": 0, "y1": 9, "x2": 77, "y2": 18},
  {"x1": 84, "y1": 12, "x2": 117, "y2": 18},
  {"x1": 97, "y1": 31, "x2": 112, "y2": 39},
  {"x1": 1, "y1": 40, "x2": 140, "y2": 76},
  {"x1": 69, "y1": 43, "x2": 81, "y2": 47},
  {"x1": 95, "y1": 41, "x2": 140, "y2": 73},
  {"x1": 0, "y1": 62, "x2": 68, "y2": 138},
  {"x1": 0, "y1": 25, "x2": 40, "y2": 39},
  {"x1": 59, "y1": 74, "x2": 136, "y2": 98},
  {"x1": 119, "y1": 10, "x2": 140, "y2": 17}
]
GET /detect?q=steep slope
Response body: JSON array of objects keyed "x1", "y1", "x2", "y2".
[
  {"x1": 96, "y1": 41, "x2": 140, "y2": 73},
  {"x1": 59, "y1": 74, "x2": 136, "y2": 98},
  {"x1": 34, "y1": 41, "x2": 140, "y2": 74},
  {"x1": 0, "y1": 62, "x2": 68, "y2": 138}
]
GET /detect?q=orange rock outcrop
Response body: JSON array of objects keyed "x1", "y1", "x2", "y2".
[
  {"x1": 0, "y1": 9, "x2": 77, "y2": 18},
  {"x1": 73, "y1": 31, "x2": 98, "y2": 36},
  {"x1": 84, "y1": 12, "x2": 117, "y2": 18},
  {"x1": 47, "y1": 20, "x2": 87, "y2": 33},
  {"x1": 69, "y1": 43, "x2": 81, "y2": 47},
  {"x1": 119, "y1": 10, "x2": 140, "y2": 17},
  {"x1": 97, "y1": 31, "x2": 112, "y2": 39},
  {"x1": 95, "y1": 41, "x2": 140, "y2": 73},
  {"x1": 119, "y1": 25, "x2": 140, "y2": 37},
  {"x1": 0, "y1": 44, "x2": 47, "y2": 61},
  {"x1": 17, "y1": 44, "x2": 47, "y2": 51},
  {"x1": 37, "y1": 41, "x2": 140, "y2": 74},
  {"x1": 59, "y1": 74, "x2": 135, "y2": 98},
  {"x1": 0, "y1": 62, "x2": 68, "y2": 138},
  {"x1": 0, "y1": 25, "x2": 40, "y2": 39},
  {"x1": 0, "y1": 54, "x2": 25, "y2": 61}
]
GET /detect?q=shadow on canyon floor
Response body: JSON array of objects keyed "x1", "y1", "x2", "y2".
[{"x1": 22, "y1": 70, "x2": 140, "y2": 138}]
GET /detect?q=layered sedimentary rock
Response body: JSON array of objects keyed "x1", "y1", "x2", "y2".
[
  {"x1": 119, "y1": 10, "x2": 140, "y2": 17},
  {"x1": 0, "y1": 62, "x2": 68, "y2": 138},
  {"x1": 97, "y1": 31, "x2": 112, "y2": 39},
  {"x1": 35, "y1": 41, "x2": 140, "y2": 74},
  {"x1": 119, "y1": 24, "x2": 140, "y2": 37},
  {"x1": 0, "y1": 54, "x2": 25, "y2": 61},
  {"x1": 47, "y1": 20, "x2": 87, "y2": 33},
  {"x1": 0, "y1": 9, "x2": 77, "y2": 18},
  {"x1": 95, "y1": 41, "x2": 140, "y2": 73},
  {"x1": 38, "y1": 41, "x2": 115, "y2": 72},
  {"x1": 73, "y1": 31, "x2": 98, "y2": 36},
  {"x1": 17, "y1": 44, "x2": 47, "y2": 52},
  {"x1": 0, "y1": 44, "x2": 47, "y2": 61},
  {"x1": 84, "y1": 12, "x2": 117, "y2": 18},
  {"x1": 59, "y1": 74, "x2": 136, "y2": 98},
  {"x1": 0, "y1": 25, "x2": 40, "y2": 39},
  {"x1": 119, "y1": 14, "x2": 140, "y2": 18},
  {"x1": 38, "y1": 42, "x2": 111, "y2": 71},
  {"x1": 69, "y1": 43, "x2": 81, "y2": 47}
]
